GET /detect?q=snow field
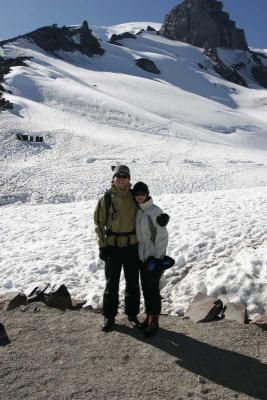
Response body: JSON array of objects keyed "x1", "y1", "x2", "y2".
[
  {"x1": 0, "y1": 22, "x2": 267, "y2": 320},
  {"x1": 1, "y1": 187, "x2": 266, "y2": 319}
]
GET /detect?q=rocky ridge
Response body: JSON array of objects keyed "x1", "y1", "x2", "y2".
[
  {"x1": 0, "y1": 21, "x2": 104, "y2": 112},
  {"x1": 0, "y1": 20, "x2": 104, "y2": 57}
]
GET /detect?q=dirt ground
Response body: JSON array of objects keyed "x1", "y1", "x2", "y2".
[{"x1": 0, "y1": 306, "x2": 267, "y2": 400}]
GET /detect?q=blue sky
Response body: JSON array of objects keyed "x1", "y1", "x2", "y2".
[{"x1": 0, "y1": 0, "x2": 266, "y2": 48}]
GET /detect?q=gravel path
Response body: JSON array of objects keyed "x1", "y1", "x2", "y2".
[{"x1": 1, "y1": 307, "x2": 267, "y2": 400}]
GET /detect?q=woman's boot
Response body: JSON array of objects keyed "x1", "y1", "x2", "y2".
[{"x1": 143, "y1": 315, "x2": 159, "y2": 337}]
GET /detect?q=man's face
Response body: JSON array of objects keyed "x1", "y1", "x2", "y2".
[{"x1": 113, "y1": 173, "x2": 129, "y2": 189}]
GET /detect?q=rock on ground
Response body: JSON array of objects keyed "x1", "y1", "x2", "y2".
[{"x1": 0, "y1": 308, "x2": 267, "y2": 400}]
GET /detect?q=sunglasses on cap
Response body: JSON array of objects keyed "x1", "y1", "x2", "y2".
[
  {"x1": 134, "y1": 191, "x2": 147, "y2": 196},
  {"x1": 115, "y1": 173, "x2": 129, "y2": 179}
]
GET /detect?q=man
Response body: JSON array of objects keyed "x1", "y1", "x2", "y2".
[{"x1": 94, "y1": 165, "x2": 140, "y2": 331}]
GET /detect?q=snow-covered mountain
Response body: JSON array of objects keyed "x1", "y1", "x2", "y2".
[{"x1": 0, "y1": 22, "x2": 266, "y2": 319}]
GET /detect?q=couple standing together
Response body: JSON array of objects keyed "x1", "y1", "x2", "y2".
[{"x1": 94, "y1": 165, "x2": 170, "y2": 336}]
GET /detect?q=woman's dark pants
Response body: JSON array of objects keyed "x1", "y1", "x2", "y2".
[
  {"x1": 140, "y1": 262, "x2": 162, "y2": 315},
  {"x1": 103, "y1": 244, "x2": 140, "y2": 318}
]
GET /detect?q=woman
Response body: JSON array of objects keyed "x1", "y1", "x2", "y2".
[{"x1": 133, "y1": 181, "x2": 169, "y2": 336}]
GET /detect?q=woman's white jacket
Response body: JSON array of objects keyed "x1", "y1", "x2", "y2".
[{"x1": 135, "y1": 197, "x2": 168, "y2": 263}]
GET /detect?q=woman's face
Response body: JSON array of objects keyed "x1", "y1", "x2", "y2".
[{"x1": 134, "y1": 192, "x2": 147, "y2": 204}]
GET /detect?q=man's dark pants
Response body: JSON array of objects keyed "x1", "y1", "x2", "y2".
[{"x1": 103, "y1": 244, "x2": 140, "y2": 318}]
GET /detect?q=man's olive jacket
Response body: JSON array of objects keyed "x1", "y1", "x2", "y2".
[{"x1": 94, "y1": 184, "x2": 138, "y2": 248}]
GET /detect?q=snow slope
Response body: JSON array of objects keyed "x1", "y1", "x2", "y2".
[{"x1": 0, "y1": 22, "x2": 266, "y2": 318}]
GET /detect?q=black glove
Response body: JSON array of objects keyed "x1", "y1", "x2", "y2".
[
  {"x1": 156, "y1": 213, "x2": 170, "y2": 227},
  {"x1": 99, "y1": 247, "x2": 110, "y2": 262}
]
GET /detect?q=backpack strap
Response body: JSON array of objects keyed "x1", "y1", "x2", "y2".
[{"x1": 104, "y1": 190, "x2": 114, "y2": 227}]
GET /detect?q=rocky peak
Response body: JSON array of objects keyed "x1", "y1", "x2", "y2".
[{"x1": 160, "y1": 0, "x2": 248, "y2": 50}]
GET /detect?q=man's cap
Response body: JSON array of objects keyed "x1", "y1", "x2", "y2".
[
  {"x1": 132, "y1": 181, "x2": 149, "y2": 195},
  {"x1": 112, "y1": 165, "x2": 130, "y2": 179}
]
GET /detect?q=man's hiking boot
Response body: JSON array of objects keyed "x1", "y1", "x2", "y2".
[
  {"x1": 143, "y1": 315, "x2": 159, "y2": 337},
  {"x1": 101, "y1": 317, "x2": 115, "y2": 332},
  {"x1": 128, "y1": 315, "x2": 141, "y2": 328}
]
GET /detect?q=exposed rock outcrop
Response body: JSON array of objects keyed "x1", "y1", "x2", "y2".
[
  {"x1": 109, "y1": 32, "x2": 136, "y2": 46},
  {"x1": 0, "y1": 56, "x2": 31, "y2": 111},
  {"x1": 0, "y1": 21, "x2": 104, "y2": 57},
  {"x1": 146, "y1": 25, "x2": 157, "y2": 32},
  {"x1": 160, "y1": 0, "x2": 248, "y2": 50},
  {"x1": 251, "y1": 61, "x2": 267, "y2": 89},
  {"x1": 204, "y1": 47, "x2": 248, "y2": 87},
  {"x1": 136, "y1": 58, "x2": 160, "y2": 74}
]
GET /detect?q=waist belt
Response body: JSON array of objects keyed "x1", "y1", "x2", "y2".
[
  {"x1": 106, "y1": 229, "x2": 135, "y2": 237},
  {"x1": 106, "y1": 229, "x2": 136, "y2": 246}
]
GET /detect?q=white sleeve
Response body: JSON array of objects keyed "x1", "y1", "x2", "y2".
[{"x1": 150, "y1": 206, "x2": 168, "y2": 259}]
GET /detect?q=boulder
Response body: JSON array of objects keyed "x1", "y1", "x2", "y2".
[
  {"x1": 250, "y1": 313, "x2": 267, "y2": 330},
  {"x1": 0, "y1": 292, "x2": 27, "y2": 310},
  {"x1": 71, "y1": 298, "x2": 87, "y2": 310},
  {"x1": 160, "y1": 0, "x2": 248, "y2": 50},
  {"x1": 43, "y1": 284, "x2": 72, "y2": 310},
  {"x1": 27, "y1": 282, "x2": 50, "y2": 303},
  {"x1": 136, "y1": 58, "x2": 160, "y2": 74},
  {"x1": 224, "y1": 302, "x2": 246, "y2": 324},
  {"x1": 27, "y1": 283, "x2": 72, "y2": 310},
  {"x1": 185, "y1": 292, "x2": 224, "y2": 322}
]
